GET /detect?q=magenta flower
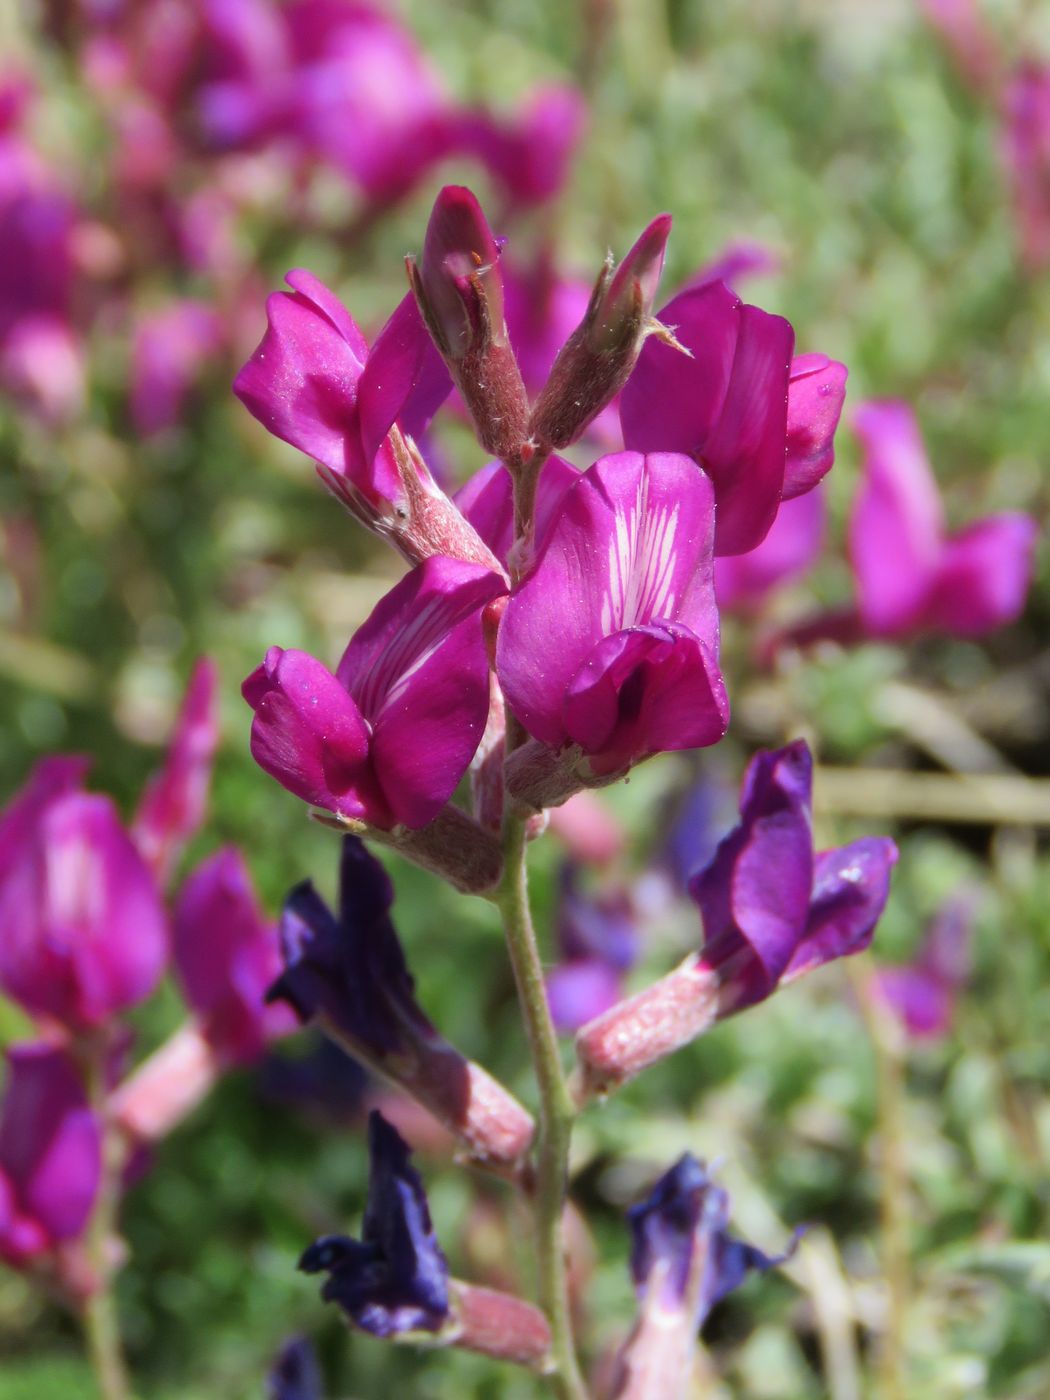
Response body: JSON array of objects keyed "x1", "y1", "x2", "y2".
[
  {"x1": 454, "y1": 454, "x2": 579, "y2": 568},
  {"x1": 1002, "y1": 62, "x2": 1050, "y2": 272},
  {"x1": 129, "y1": 299, "x2": 224, "y2": 436},
  {"x1": 849, "y1": 401, "x2": 1037, "y2": 638},
  {"x1": 243, "y1": 555, "x2": 504, "y2": 830},
  {"x1": 496, "y1": 452, "x2": 728, "y2": 799},
  {"x1": 921, "y1": 0, "x2": 1002, "y2": 97},
  {"x1": 234, "y1": 270, "x2": 453, "y2": 538},
  {"x1": 0, "y1": 1044, "x2": 101, "y2": 1266},
  {"x1": 715, "y1": 488, "x2": 826, "y2": 612},
  {"x1": 0, "y1": 758, "x2": 168, "y2": 1032},
  {"x1": 872, "y1": 898, "x2": 973, "y2": 1041},
  {"x1": 455, "y1": 85, "x2": 585, "y2": 209},
  {"x1": 621, "y1": 283, "x2": 847, "y2": 555},
  {"x1": 174, "y1": 847, "x2": 294, "y2": 1065},
  {"x1": 132, "y1": 656, "x2": 220, "y2": 885}
]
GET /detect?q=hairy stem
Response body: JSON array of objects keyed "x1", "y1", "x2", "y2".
[
  {"x1": 80, "y1": 1045, "x2": 131, "y2": 1400},
  {"x1": 498, "y1": 812, "x2": 588, "y2": 1400}
]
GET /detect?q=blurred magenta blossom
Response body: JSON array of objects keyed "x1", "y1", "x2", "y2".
[
  {"x1": 872, "y1": 898, "x2": 974, "y2": 1041},
  {"x1": 1002, "y1": 62, "x2": 1050, "y2": 273},
  {"x1": 849, "y1": 400, "x2": 1037, "y2": 639}
]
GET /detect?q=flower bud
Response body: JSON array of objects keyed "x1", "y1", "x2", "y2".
[
  {"x1": 528, "y1": 215, "x2": 677, "y2": 450},
  {"x1": 408, "y1": 186, "x2": 529, "y2": 462}
]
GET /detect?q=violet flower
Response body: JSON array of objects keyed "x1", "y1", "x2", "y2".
[
  {"x1": 269, "y1": 838, "x2": 533, "y2": 1169},
  {"x1": 0, "y1": 757, "x2": 168, "y2": 1033},
  {"x1": 267, "y1": 1336, "x2": 322, "y2": 1400},
  {"x1": 849, "y1": 401, "x2": 1037, "y2": 639},
  {"x1": 575, "y1": 741, "x2": 897, "y2": 1096},
  {"x1": 621, "y1": 283, "x2": 847, "y2": 555},
  {"x1": 174, "y1": 847, "x2": 295, "y2": 1065},
  {"x1": 0, "y1": 1044, "x2": 101, "y2": 1266},
  {"x1": 546, "y1": 866, "x2": 638, "y2": 1034},
  {"x1": 715, "y1": 487, "x2": 826, "y2": 612},
  {"x1": 496, "y1": 452, "x2": 729, "y2": 808},
  {"x1": 872, "y1": 898, "x2": 973, "y2": 1041},
  {"x1": 132, "y1": 656, "x2": 220, "y2": 885},
  {"x1": 1002, "y1": 63, "x2": 1050, "y2": 273},
  {"x1": 610, "y1": 1155, "x2": 792, "y2": 1397},
  {"x1": 298, "y1": 1109, "x2": 451, "y2": 1337},
  {"x1": 243, "y1": 555, "x2": 504, "y2": 830}
]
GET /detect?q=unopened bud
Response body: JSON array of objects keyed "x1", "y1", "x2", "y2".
[
  {"x1": 447, "y1": 1281, "x2": 553, "y2": 1371},
  {"x1": 409, "y1": 186, "x2": 529, "y2": 462},
  {"x1": 529, "y1": 214, "x2": 680, "y2": 450}
]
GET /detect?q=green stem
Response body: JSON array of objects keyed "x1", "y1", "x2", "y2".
[
  {"x1": 497, "y1": 812, "x2": 588, "y2": 1400},
  {"x1": 80, "y1": 1044, "x2": 132, "y2": 1400}
]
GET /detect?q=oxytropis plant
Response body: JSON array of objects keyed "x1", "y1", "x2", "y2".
[{"x1": 234, "y1": 184, "x2": 902, "y2": 1395}]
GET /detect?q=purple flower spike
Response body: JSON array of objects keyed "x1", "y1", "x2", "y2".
[
  {"x1": 610, "y1": 1154, "x2": 792, "y2": 1396},
  {"x1": 174, "y1": 847, "x2": 294, "y2": 1066},
  {"x1": 133, "y1": 656, "x2": 220, "y2": 885},
  {"x1": 694, "y1": 742, "x2": 897, "y2": 1011},
  {"x1": 849, "y1": 401, "x2": 1037, "y2": 639},
  {"x1": 497, "y1": 452, "x2": 728, "y2": 806},
  {"x1": 269, "y1": 838, "x2": 533, "y2": 1169},
  {"x1": 408, "y1": 186, "x2": 528, "y2": 461},
  {"x1": 0, "y1": 1044, "x2": 101, "y2": 1266},
  {"x1": 298, "y1": 1110, "x2": 450, "y2": 1338},
  {"x1": 620, "y1": 280, "x2": 797, "y2": 556},
  {"x1": 0, "y1": 758, "x2": 168, "y2": 1033},
  {"x1": 243, "y1": 555, "x2": 505, "y2": 830},
  {"x1": 529, "y1": 215, "x2": 674, "y2": 451}
]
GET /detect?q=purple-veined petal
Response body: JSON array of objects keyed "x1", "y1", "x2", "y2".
[
  {"x1": 848, "y1": 401, "x2": 945, "y2": 636},
  {"x1": 243, "y1": 646, "x2": 374, "y2": 820},
  {"x1": 496, "y1": 452, "x2": 718, "y2": 749},
  {"x1": 926, "y1": 512, "x2": 1037, "y2": 636},
  {"x1": 336, "y1": 557, "x2": 505, "y2": 827},
  {"x1": 783, "y1": 836, "x2": 898, "y2": 984},
  {"x1": 562, "y1": 623, "x2": 728, "y2": 773},
  {"x1": 782, "y1": 354, "x2": 848, "y2": 499}
]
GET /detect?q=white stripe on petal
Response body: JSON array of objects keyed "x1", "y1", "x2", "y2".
[{"x1": 600, "y1": 470, "x2": 682, "y2": 634}]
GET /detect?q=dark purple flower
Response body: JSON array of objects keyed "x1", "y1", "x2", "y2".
[
  {"x1": 496, "y1": 452, "x2": 728, "y2": 803},
  {"x1": 243, "y1": 555, "x2": 504, "y2": 830},
  {"x1": 267, "y1": 1335, "x2": 323, "y2": 1400},
  {"x1": 0, "y1": 757, "x2": 168, "y2": 1032},
  {"x1": 849, "y1": 401, "x2": 1037, "y2": 638},
  {"x1": 174, "y1": 847, "x2": 295, "y2": 1065},
  {"x1": 132, "y1": 656, "x2": 220, "y2": 885},
  {"x1": 0, "y1": 1044, "x2": 101, "y2": 1265},
  {"x1": 692, "y1": 741, "x2": 898, "y2": 1011},
  {"x1": 269, "y1": 838, "x2": 533, "y2": 1168},
  {"x1": 610, "y1": 1154, "x2": 793, "y2": 1394},
  {"x1": 298, "y1": 1110, "x2": 450, "y2": 1338}
]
